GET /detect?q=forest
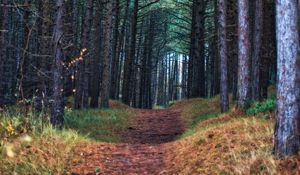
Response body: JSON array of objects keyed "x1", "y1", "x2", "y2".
[{"x1": 0, "y1": 0, "x2": 299, "y2": 174}]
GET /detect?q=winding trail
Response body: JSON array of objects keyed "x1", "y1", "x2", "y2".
[{"x1": 68, "y1": 108, "x2": 185, "y2": 175}]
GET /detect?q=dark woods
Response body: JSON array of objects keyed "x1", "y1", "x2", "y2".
[{"x1": 0, "y1": 0, "x2": 299, "y2": 157}]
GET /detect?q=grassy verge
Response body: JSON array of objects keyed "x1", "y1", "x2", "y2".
[
  {"x1": 165, "y1": 96, "x2": 289, "y2": 175},
  {"x1": 64, "y1": 107, "x2": 132, "y2": 142},
  {"x1": 0, "y1": 102, "x2": 132, "y2": 174},
  {"x1": 171, "y1": 97, "x2": 222, "y2": 138}
]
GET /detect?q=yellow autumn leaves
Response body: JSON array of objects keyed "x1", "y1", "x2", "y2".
[
  {"x1": 0, "y1": 121, "x2": 15, "y2": 136},
  {"x1": 0, "y1": 117, "x2": 31, "y2": 139}
]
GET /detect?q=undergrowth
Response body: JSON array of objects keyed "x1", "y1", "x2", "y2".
[
  {"x1": 0, "y1": 103, "x2": 132, "y2": 174},
  {"x1": 166, "y1": 95, "x2": 293, "y2": 175},
  {"x1": 246, "y1": 97, "x2": 276, "y2": 116},
  {"x1": 64, "y1": 107, "x2": 132, "y2": 142}
]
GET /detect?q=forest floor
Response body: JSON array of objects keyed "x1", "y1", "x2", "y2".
[
  {"x1": 2, "y1": 94, "x2": 300, "y2": 174},
  {"x1": 67, "y1": 97, "x2": 300, "y2": 175},
  {"x1": 68, "y1": 108, "x2": 186, "y2": 174}
]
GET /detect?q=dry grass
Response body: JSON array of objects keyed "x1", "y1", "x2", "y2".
[
  {"x1": 0, "y1": 127, "x2": 87, "y2": 174},
  {"x1": 165, "y1": 97, "x2": 300, "y2": 175},
  {"x1": 0, "y1": 101, "x2": 133, "y2": 174},
  {"x1": 2, "y1": 95, "x2": 300, "y2": 174}
]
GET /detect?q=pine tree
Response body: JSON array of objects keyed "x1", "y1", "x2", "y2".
[
  {"x1": 100, "y1": 0, "x2": 114, "y2": 108},
  {"x1": 218, "y1": 0, "x2": 229, "y2": 112},
  {"x1": 51, "y1": 0, "x2": 65, "y2": 128},
  {"x1": 274, "y1": 0, "x2": 300, "y2": 157},
  {"x1": 237, "y1": 0, "x2": 251, "y2": 108}
]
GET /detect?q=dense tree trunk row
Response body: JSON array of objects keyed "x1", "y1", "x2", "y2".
[
  {"x1": 1, "y1": 0, "x2": 299, "y2": 158},
  {"x1": 0, "y1": 0, "x2": 277, "y2": 110},
  {"x1": 0, "y1": 0, "x2": 277, "y2": 106}
]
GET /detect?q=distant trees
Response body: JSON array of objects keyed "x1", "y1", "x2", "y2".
[
  {"x1": 0, "y1": 0, "x2": 275, "y2": 110},
  {"x1": 36, "y1": 0, "x2": 51, "y2": 111},
  {"x1": 74, "y1": 0, "x2": 93, "y2": 109},
  {"x1": 274, "y1": 0, "x2": 300, "y2": 157},
  {"x1": 0, "y1": 0, "x2": 8, "y2": 106}
]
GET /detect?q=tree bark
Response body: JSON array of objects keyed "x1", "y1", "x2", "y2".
[
  {"x1": 218, "y1": 0, "x2": 229, "y2": 112},
  {"x1": 100, "y1": 0, "x2": 113, "y2": 108},
  {"x1": 251, "y1": 0, "x2": 263, "y2": 101},
  {"x1": 274, "y1": 0, "x2": 300, "y2": 157},
  {"x1": 237, "y1": 0, "x2": 251, "y2": 108},
  {"x1": 90, "y1": 3, "x2": 103, "y2": 108},
  {"x1": 51, "y1": 0, "x2": 65, "y2": 128}
]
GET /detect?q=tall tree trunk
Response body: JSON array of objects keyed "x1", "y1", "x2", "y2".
[
  {"x1": 274, "y1": 0, "x2": 300, "y2": 157},
  {"x1": 218, "y1": 0, "x2": 229, "y2": 112},
  {"x1": 237, "y1": 0, "x2": 251, "y2": 108},
  {"x1": 122, "y1": 0, "x2": 138, "y2": 105},
  {"x1": 100, "y1": 0, "x2": 113, "y2": 108},
  {"x1": 213, "y1": 0, "x2": 220, "y2": 97},
  {"x1": 189, "y1": 0, "x2": 206, "y2": 98},
  {"x1": 173, "y1": 57, "x2": 179, "y2": 101},
  {"x1": 188, "y1": 2, "x2": 196, "y2": 98},
  {"x1": 51, "y1": 0, "x2": 65, "y2": 128},
  {"x1": 181, "y1": 55, "x2": 188, "y2": 99},
  {"x1": 251, "y1": 0, "x2": 263, "y2": 101},
  {"x1": 110, "y1": 0, "x2": 120, "y2": 99},
  {"x1": 90, "y1": 3, "x2": 103, "y2": 108}
]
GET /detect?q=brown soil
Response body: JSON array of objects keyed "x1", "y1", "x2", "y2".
[{"x1": 68, "y1": 108, "x2": 185, "y2": 175}]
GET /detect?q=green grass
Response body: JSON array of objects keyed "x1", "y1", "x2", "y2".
[
  {"x1": 64, "y1": 108, "x2": 132, "y2": 142},
  {"x1": 178, "y1": 98, "x2": 222, "y2": 138}
]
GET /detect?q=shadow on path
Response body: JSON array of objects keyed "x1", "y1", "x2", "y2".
[{"x1": 122, "y1": 109, "x2": 185, "y2": 144}]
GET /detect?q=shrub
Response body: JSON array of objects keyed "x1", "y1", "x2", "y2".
[{"x1": 246, "y1": 98, "x2": 276, "y2": 116}]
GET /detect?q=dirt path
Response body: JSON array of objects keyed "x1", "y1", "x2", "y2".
[{"x1": 68, "y1": 109, "x2": 185, "y2": 175}]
